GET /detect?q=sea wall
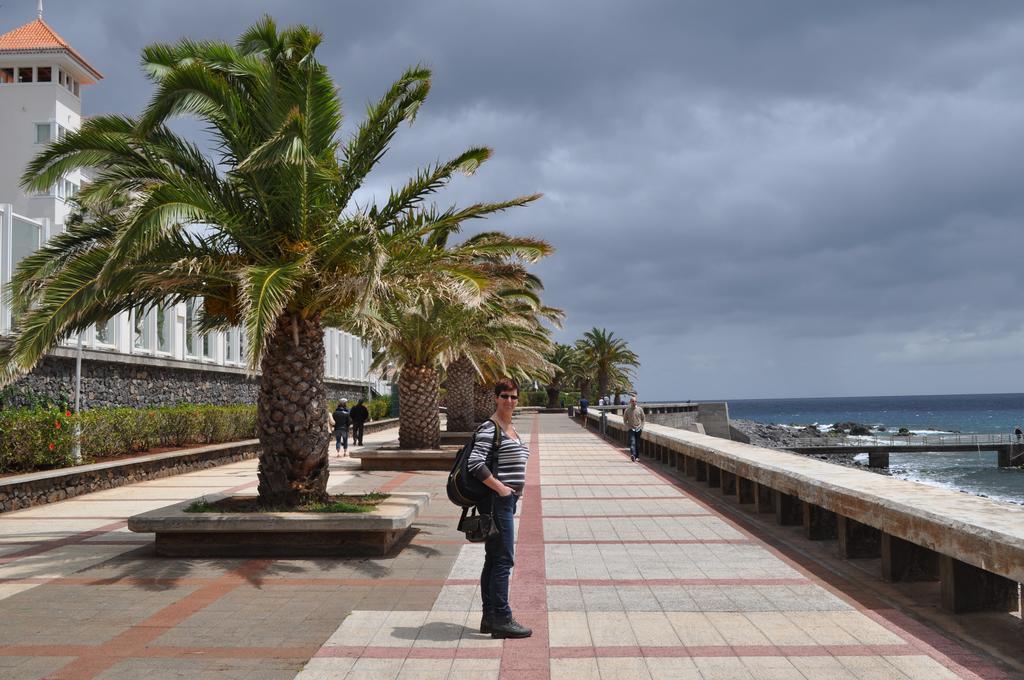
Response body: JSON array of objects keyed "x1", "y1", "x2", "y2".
[{"x1": 580, "y1": 409, "x2": 1024, "y2": 615}]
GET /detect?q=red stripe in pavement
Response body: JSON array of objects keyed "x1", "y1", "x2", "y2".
[
  {"x1": 544, "y1": 578, "x2": 810, "y2": 586},
  {"x1": 547, "y1": 644, "x2": 920, "y2": 658},
  {"x1": 543, "y1": 496, "x2": 697, "y2": 501},
  {"x1": 542, "y1": 539, "x2": 755, "y2": 545},
  {"x1": 0, "y1": 516, "x2": 128, "y2": 520},
  {"x1": 543, "y1": 513, "x2": 712, "y2": 519},
  {"x1": 379, "y1": 471, "x2": 415, "y2": 492},
  {"x1": 500, "y1": 413, "x2": 549, "y2": 680},
  {"x1": 541, "y1": 482, "x2": 676, "y2": 486},
  {"x1": 315, "y1": 646, "x2": 503, "y2": 659},
  {"x1": 0, "y1": 520, "x2": 127, "y2": 565}
]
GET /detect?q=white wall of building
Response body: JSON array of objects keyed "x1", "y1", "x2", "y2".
[{"x1": 0, "y1": 53, "x2": 88, "y2": 230}]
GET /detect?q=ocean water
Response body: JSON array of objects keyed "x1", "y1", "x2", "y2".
[{"x1": 723, "y1": 393, "x2": 1024, "y2": 505}]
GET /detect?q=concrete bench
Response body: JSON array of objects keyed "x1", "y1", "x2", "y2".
[
  {"x1": 128, "y1": 491, "x2": 430, "y2": 557},
  {"x1": 578, "y1": 409, "x2": 1024, "y2": 614},
  {"x1": 350, "y1": 446, "x2": 459, "y2": 471}
]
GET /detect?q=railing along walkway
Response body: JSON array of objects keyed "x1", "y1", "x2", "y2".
[{"x1": 580, "y1": 409, "x2": 1024, "y2": 615}]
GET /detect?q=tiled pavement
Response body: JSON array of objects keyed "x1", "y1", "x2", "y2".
[{"x1": 0, "y1": 415, "x2": 1016, "y2": 679}]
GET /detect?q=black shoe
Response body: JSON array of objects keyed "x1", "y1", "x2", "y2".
[
  {"x1": 479, "y1": 616, "x2": 493, "y2": 634},
  {"x1": 491, "y1": 616, "x2": 532, "y2": 639}
]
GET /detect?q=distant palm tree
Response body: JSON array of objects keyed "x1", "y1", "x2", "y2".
[
  {"x1": 446, "y1": 274, "x2": 562, "y2": 430},
  {"x1": 576, "y1": 328, "x2": 640, "y2": 401},
  {"x1": 544, "y1": 343, "x2": 581, "y2": 408},
  {"x1": 3, "y1": 17, "x2": 537, "y2": 506},
  {"x1": 359, "y1": 258, "x2": 557, "y2": 449}
]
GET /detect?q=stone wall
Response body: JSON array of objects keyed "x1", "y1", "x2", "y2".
[
  {"x1": 0, "y1": 441, "x2": 260, "y2": 513},
  {"x1": 1, "y1": 352, "x2": 366, "y2": 410}
]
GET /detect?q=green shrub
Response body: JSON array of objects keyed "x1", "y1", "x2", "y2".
[
  {"x1": 0, "y1": 407, "x2": 76, "y2": 472},
  {"x1": 0, "y1": 403, "x2": 258, "y2": 473},
  {"x1": 368, "y1": 396, "x2": 391, "y2": 420}
]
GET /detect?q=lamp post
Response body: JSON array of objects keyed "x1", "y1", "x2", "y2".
[
  {"x1": 72, "y1": 331, "x2": 83, "y2": 462},
  {"x1": 365, "y1": 343, "x2": 372, "y2": 401}
]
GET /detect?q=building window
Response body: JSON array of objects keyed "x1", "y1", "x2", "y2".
[
  {"x1": 133, "y1": 307, "x2": 151, "y2": 351},
  {"x1": 202, "y1": 332, "x2": 214, "y2": 360},
  {"x1": 225, "y1": 328, "x2": 239, "y2": 363},
  {"x1": 0, "y1": 68, "x2": 13, "y2": 84},
  {"x1": 156, "y1": 304, "x2": 171, "y2": 353},
  {"x1": 37, "y1": 66, "x2": 51, "y2": 82},
  {"x1": 94, "y1": 318, "x2": 114, "y2": 345},
  {"x1": 17, "y1": 67, "x2": 32, "y2": 83},
  {"x1": 35, "y1": 123, "x2": 51, "y2": 144},
  {"x1": 185, "y1": 299, "x2": 197, "y2": 356}
]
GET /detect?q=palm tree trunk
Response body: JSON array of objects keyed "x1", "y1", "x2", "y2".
[
  {"x1": 546, "y1": 386, "x2": 560, "y2": 408},
  {"x1": 446, "y1": 354, "x2": 476, "y2": 432},
  {"x1": 579, "y1": 378, "x2": 592, "y2": 402},
  {"x1": 257, "y1": 313, "x2": 329, "y2": 507},
  {"x1": 473, "y1": 381, "x2": 493, "y2": 424},
  {"x1": 399, "y1": 364, "x2": 440, "y2": 449},
  {"x1": 597, "y1": 369, "x2": 609, "y2": 402}
]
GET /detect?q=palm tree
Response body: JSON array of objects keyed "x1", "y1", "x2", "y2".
[
  {"x1": 1, "y1": 18, "x2": 538, "y2": 507},
  {"x1": 575, "y1": 328, "x2": 640, "y2": 401},
  {"x1": 358, "y1": 251, "x2": 557, "y2": 449},
  {"x1": 446, "y1": 274, "x2": 562, "y2": 430},
  {"x1": 544, "y1": 343, "x2": 581, "y2": 408}
]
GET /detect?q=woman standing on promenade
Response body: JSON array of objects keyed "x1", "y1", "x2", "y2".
[{"x1": 466, "y1": 378, "x2": 533, "y2": 639}]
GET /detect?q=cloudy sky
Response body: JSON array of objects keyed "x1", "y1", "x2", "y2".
[{"x1": 6, "y1": 0, "x2": 1024, "y2": 400}]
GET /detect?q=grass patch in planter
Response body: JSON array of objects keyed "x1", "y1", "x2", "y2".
[{"x1": 185, "y1": 492, "x2": 390, "y2": 515}]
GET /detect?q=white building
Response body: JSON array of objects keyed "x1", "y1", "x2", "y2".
[{"x1": 0, "y1": 7, "x2": 384, "y2": 404}]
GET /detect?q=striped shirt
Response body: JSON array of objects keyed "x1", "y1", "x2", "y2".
[{"x1": 467, "y1": 420, "x2": 529, "y2": 492}]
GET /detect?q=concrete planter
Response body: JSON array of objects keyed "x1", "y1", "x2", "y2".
[
  {"x1": 351, "y1": 446, "x2": 460, "y2": 471},
  {"x1": 440, "y1": 431, "x2": 473, "y2": 446},
  {"x1": 127, "y1": 491, "x2": 430, "y2": 557}
]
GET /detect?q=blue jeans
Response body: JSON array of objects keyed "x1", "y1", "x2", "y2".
[
  {"x1": 334, "y1": 428, "x2": 348, "y2": 451},
  {"x1": 629, "y1": 429, "x2": 642, "y2": 459},
  {"x1": 480, "y1": 492, "x2": 518, "y2": 620}
]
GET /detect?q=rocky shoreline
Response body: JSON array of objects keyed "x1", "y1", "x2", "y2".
[{"x1": 730, "y1": 418, "x2": 867, "y2": 468}]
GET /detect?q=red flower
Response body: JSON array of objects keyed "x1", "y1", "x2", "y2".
[
  {"x1": 54, "y1": 421, "x2": 61, "y2": 429},
  {"x1": 48, "y1": 443, "x2": 55, "y2": 451},
  {"x1": 65, "y1": 410, "x2": 72, "y2": 417}
]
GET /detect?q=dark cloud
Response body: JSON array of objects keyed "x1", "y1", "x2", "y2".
[{"x1": 6, "y1": 0, "x2": 1024, "y2": 398}]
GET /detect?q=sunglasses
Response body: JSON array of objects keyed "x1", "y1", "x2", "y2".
[{"x1": 498, "y1": 394, "x2": 519, "y2": 401}]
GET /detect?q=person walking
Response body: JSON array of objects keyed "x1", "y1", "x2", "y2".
[
  {"x1": 328, "y1": 400, "x2": 351, "y2": 457},
  {"x1": 350, "y1": 399, "x2": 369, "y2": 447},
  {"x1": 623, "y1": 394, "x2": 646, "y2": 462},
  {"x1": 466, "y1": 378, "x2": 532, "y2": 639},
  {"x1": 578, "y1": 395, "x2": 589, "y2": 423}
]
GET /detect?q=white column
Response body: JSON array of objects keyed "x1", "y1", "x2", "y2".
[{"x1": 0, "y1": 204, "x2": 11, "y2": 334}]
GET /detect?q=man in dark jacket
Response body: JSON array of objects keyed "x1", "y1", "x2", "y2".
[
  {"x1": 350, "y1": 399, "x2": 370, "y2": 446},
  {"x1": 329, "y1": 401, "x2": 351, "y2": 456}
]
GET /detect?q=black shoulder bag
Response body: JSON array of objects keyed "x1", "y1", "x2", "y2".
[{"x1": 458, "y1": 422, "x2": 502, "y2": 542}]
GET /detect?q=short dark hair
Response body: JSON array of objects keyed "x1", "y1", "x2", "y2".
[{"x1": 494, "y1": 378, "x2": 519, "y2": 396}]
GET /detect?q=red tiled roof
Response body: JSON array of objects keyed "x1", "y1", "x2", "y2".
[{"x1": 0, "y1": 19, "x2": 102, "y2": 81}]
